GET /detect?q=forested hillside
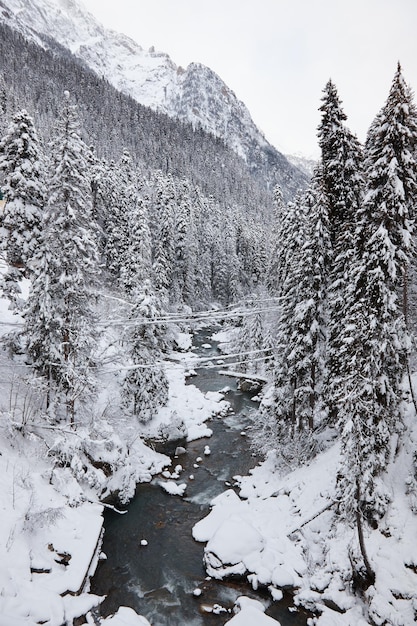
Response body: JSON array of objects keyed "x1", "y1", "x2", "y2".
[
  {"x1": 0, "y1": 3, "x2": 417, "y2": 622},
  {"x1": 0, "y1": 20, "x2": 306, "y2": 214}
]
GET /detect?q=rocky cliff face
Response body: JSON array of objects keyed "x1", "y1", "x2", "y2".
[{"x1": 0, "y1": 0, "x2": 307, "y2": 196}]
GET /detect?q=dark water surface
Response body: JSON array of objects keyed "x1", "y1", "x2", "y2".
[{"x1": 91, "y1": 328, "x2": 308, "y2": 625}]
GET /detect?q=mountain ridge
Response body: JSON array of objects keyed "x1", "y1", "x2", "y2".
[{"x1": 0, "y1": 0, "x2": 308, "y2": 196}]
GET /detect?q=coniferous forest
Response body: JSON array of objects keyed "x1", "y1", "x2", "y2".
[{"x1": 1, "y1": 8, "x2": 417, "y2": 625}]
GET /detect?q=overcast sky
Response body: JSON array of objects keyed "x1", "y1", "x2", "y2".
[{"x1": 81, "y1": 0, "x2": 417, "y2": 158}]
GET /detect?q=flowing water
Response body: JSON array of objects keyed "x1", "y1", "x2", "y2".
[{"x1": 91, "y1": 327, "x2": 308, "y2": 625}]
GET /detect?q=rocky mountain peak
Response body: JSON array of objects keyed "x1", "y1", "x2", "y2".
[{"x1": 0, "y1": 0, "x2": 308, "y2": 196}]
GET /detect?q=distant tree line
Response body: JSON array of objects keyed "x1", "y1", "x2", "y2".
[{"x1": 0, "y1": 85, "x2": 271, "y2": 423}]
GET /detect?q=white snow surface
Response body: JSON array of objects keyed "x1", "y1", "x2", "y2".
[
  {"x1": 0, "y1": 438, "x2": 104, "y2": 623},
  {"x1": 101, "y1": 606, "x2": 151, "y2": 625},
  {"x1": 193, "y1": 408, "x2": 417, "y2": 625},
  {"x1": 0, "y1": 271, "x2": 235, "y2": 624},
  {"x1": 227, "y1": 605, "x2": 280, "y2": 625},
  {"x1": 2, "y1": 278, "x2": 417, "y2": 625},
  {"x1": 144, "y1": 346, "x2": 231, "y2": 443},
  {"x1": 158, "y1": 480, "x2": 187, "y2": 496}
]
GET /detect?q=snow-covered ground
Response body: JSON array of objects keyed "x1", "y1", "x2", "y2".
[
  {"x1": 0, "y1": 280, "x2": 234, "y2": 624},
  {"x1": 192, "y1": 404, "x2": 417, "y2": 625},
  {"x1": 2, "y1": 284, "x2": 417, "y2": 625}
]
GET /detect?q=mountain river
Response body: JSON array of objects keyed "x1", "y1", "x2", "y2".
[{"x1": 91, "y1": 327, "x2": 308, "y2": 626}]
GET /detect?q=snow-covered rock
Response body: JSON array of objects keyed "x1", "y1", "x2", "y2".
[
  {"x1": 227, "y1": 606, "x2": 275, "y2": 624},
  {"x1": 158, "y1": 480, "x2": 187, "y2": 496},
  {"x1": 101, "y1": 606, "x2": 151, "y2": 625}
]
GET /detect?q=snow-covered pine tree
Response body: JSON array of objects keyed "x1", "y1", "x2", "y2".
[
  {"x1": 0, "y1": 74, "x2": 11, "y2": 137},
  {"x1": 243, "y1": 219, "x2": 268, "y2": 290},
  {"x1": 255, "y1": 197, "x2": 307, "y2": 460},
  {"x1": 224, "y1": 229, "x2": 241, "y2": 305},
  {"x1": 267, "y1": 187, "x2": 303, "y2": 300},
  {"x1": 119, "y1": 193, "x2": 152, "y2": 294},
  {"x1": 122, "y1": 281, "x2": 169, "y2": 422},
  {"x1": 181, "y1": 184, "x2": 199, "y2": 306},
  {"x1": 290, "y1": 171, "x2": 331, "y2": 432},
  {"x1": 336, "y1": 217, "x2": 407, "y2": 528},
  {"x1": 241, "y1": 308, "x2": 266, "y2": 375},
  {"x1": 318, "y1": 80, "x2": 365, "y2": 424},
  {"x1": 152, "y1": 173, "x2": 176, "y2": 302},
  {"x1": 233, "y1": 306, "x2": 253, "y2": 374},
  {"x1": 364, "y1": 63, "x2": 417, "y2": 327},
  {"x1": 266, "y1": 185, "x2": 286, "y2": 295},
  {"x1": 255, "y1": 176, "x2": 331, "y2": 462},
  {"x1": 0, "y1": 109, "x2": 45, "y2": 281},
  {"x1": 104, "y1": 152, "x2": 136, "y2": 277},
  {"x1": 23, "y1": 92, "x2": 98, "y2": 424},
  {"x1": 93, "y1": 157, "x2": 118, "y2": 258},
  {"x1": 193, "y1": 190, "x2": 213, "y2": 305},
  {"x1": 173, "y1": 178, "x2": 192, "y2": 304},
  {"x1": 211, "y1": 230, "x2": 229, "y2": 304},
  {"x1": 336, "y1": 64, "x2": 416, "y2": 542}
]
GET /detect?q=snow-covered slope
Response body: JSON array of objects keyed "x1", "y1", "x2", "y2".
[
  {"x1": 0, "y1": 0, "x2": 291, "y2": 168},
  {"x1": 286, "y1": 152, "x2": 318, "y2": 177}
]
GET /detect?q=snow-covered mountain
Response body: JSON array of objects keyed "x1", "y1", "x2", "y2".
[
  {"x1": 286, "y1": 152, "x2": 317, "y2": 178},
  {"x1": 0, "y1": 0, "x2": 303, "y2": 179}
]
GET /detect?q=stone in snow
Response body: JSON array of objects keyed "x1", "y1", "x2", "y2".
[
  {"x1": 228, "y1": 596, "x2": 280, "y2": 625},
  {"x1": 227, "y1": 605, "x2": 280, "y2": 625},
  {"x1": 159, "y1": 481, "x2": 187, "y2": 496}
]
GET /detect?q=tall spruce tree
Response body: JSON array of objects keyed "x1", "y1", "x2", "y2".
[
  {"x1": 267, "y1": 186, "x2": 286, "y2": 295},
  {"x1": 256, "y1": 175, "x2": 331, "y2": 461},
  {"x1": 104, "y1": 153, "x2": 136, "y2": 277},
  {"x1": 257, "y1": 197, "x2": 307, "y2": 460},
  {"x1": 23, "y1": 92, "x2": 98, "y2": 424},
  {"x1": 335, "y1": 65, "x2": 417, "y2": 579},
  {"x1": 181, "y1": 184, "x2": 199, "y2": 306},
  {"x1": 318, "y1": 80, "x2": 365, "y2": 423},
  {"x1": 152, "y1": 173, "x2": 176, "y2": 301},
  {"x1": 119, "y1": 193, "x2": 152, "y2": 294},
  {"x1": 0, "y1": 109, "x2": 45, "y2": 283},
  {"x1": 290, "y1": 172, "x2": 331, "y2": 431},
  {"x1": 122, "y1": 281, "x2": 169, "y2": 422},
  {"x1": 364, "y1": 63, "x2": 417, "y2": 326}
]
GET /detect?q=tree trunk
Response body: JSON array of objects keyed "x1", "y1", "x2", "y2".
[
  {"x1": 402, "y1": 265, "x2": 417, "y2": 414},
  {"x1": 355, "y1": 480, "x2": 375, "y2": 587},
  {"x1": 309, "y1": 362, "x2": 316, "y2": 430},
  {"x1": 67, "y1": 395, "x2": 75, "y2": 427},
  {"x1": 291, "y1": 375, "x2": 297, "y2": 432},
  {"x1": 403, "y1": 265, "x2": 408, "y2": 327}
]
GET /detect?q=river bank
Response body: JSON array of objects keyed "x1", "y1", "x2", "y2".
[{"x1": 91, "y1": 326, "x2": 309, "y2": 626}]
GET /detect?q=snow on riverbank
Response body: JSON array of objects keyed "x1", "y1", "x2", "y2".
[
  {"x1": 0, "y1": 434, "x2": 103, "y2": 623},
  {"x1": 0, "y1": 306, "x2": 233, "y2": 624},
  {"x1": 147, "y1": 354, "x2": 231, "y2": 442},
  {"x1": 8, "y1": 313, "x2": 417, "y2": 625},
  {"x1": 192, "y1": 414, "x2": 417, "y2": 625}
]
